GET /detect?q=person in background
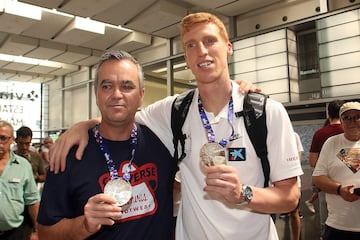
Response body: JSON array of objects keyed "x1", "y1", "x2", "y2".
[
  {"x1": 290, "y1": 132, "x2": 304, "y2": 240},
  {"x1": 40, "y1": 136, "x2": 53, "y2": 170},
  {"x1": 305, "y1": 100, "x2": 344, "y2": 236},
  {"x1": 13, "y1": 126, "x2": 46, "y2": 236},
  {"x1": 0, "y1": 120, "x2": 40, "y2": 240},
  {"x1": 312, "y1": 101, "x2": 360, "y2": 240},
  {"x1": 37, "y1": 136, "x2": 53, "y2": 194},
  {"x1": 305, "y1": 119, "x2": 329, "y2": 214},
  {"x1": 49, "y1": 12, "x2": 302, "y2": 240},
  {"x1": 278, "y1": 131, "x2": 304, "y2": 240},
  {"x1": 14, "y1": 126, "x2": 46, "y2": 185}
]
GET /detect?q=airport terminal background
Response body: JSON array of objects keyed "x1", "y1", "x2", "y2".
[{"x1": 1, "y1": 1, "x2": 360, "y2": 239}]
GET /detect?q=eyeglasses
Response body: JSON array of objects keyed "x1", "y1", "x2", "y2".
[
  {"x1": 0, "y1": 135, "x2": 12, "y2": 143},
  {"x1": 341, "y1": 114, "x2": 360, "y2": 123}
]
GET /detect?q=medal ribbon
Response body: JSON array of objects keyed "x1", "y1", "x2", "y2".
[
  {"x1": 94, "y1": 123, "x2": 137, "y2": 182},
  {"x1": 198, "y1": 94, "x2": 235, "y2": 147}
]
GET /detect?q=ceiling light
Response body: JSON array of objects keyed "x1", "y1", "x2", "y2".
[
  {"x1": 105, "y1": 23, "x2": 132, "y2": 32},
  {"x1": 74, "y1": 16, "x2": 105, "y2": 35},
  {"x1": 42, "y1": 8, "x2": 73, "y2": 17},
  {"x1": 13, "y1": 55, "x2": 38, "y2": 65},
  {"x1": 0, "y1": 53, "x2": 75, "y2": 70},
  {"x1": 2, "y1": 0, "x2": 42, "y2": 20}
]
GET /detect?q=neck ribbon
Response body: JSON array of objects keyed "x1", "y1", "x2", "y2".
[
  {"x1": 94, "y1": 123, "x2": 137, "y2": 182},
  {"x1": 198, "y1": 93, "x2": 235, "y2": 147}
]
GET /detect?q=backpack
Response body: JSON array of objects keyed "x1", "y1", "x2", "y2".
[{"x1": 171, "y1": 89, "x2": 270, "y2": 188}]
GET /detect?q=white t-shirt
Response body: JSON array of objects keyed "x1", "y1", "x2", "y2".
[
  {"x1": 294, "y1": 132, "x2": 304, "y2": 188},
  {"x1": 313, "y1": 133, "x2": 360, "y2": 232},
  {"x1": 294, "y1": 132, "x2": 304, "y2": 154},
  {"x1": 136, "y1": 83, "x2": 303, "y2": 240},
  {"x1": 41, "y1": 145, "x2": 50, "y2": 153}
]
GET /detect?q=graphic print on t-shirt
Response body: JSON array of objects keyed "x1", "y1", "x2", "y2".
[
  {"x1": 336, "y1": 148, "x2": 360, "y2": 173},
  {"x1": 98, "y1": 161, "x2": 158, "y2": 222}
]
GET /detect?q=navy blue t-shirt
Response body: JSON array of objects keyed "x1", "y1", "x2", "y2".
[{"x1": 38, "y1": 123, "x2": 176, "y2": 239}]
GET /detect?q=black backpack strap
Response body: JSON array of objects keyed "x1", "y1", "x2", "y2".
[
  {"x1": 171, "y1": 89, "x2": 195, "y2": 162},
  {"x1": 236, "y1": 92, "x2": 270, "y2": 187}
]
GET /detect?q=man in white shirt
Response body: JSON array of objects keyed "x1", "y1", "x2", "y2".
[{"x1": 313, "y1": 101, "x2": 360, "y2": 240}]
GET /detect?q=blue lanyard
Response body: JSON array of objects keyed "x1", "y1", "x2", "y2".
[
  {"x1": 94, "y1": 123, "x2": 137, "y2": 182},
  {"x1": 198, "y1": 94, "x2": 235, "y2": 147}
]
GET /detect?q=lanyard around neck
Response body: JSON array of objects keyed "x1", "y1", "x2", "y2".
[
  {"x1": 198, "y1": 94, "x2": 235, "y2": 147},
  {"x1": 94, "y1": 123, "x2": 137, "y2": 182}
]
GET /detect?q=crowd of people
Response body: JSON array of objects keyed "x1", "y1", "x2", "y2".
[{"x1": 0, "y1": 11, "x2": 359, "y2": 240}]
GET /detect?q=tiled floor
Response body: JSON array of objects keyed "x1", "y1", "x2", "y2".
[{"x1": 275, "y1": 165, "x2": 322, "y2": 240}]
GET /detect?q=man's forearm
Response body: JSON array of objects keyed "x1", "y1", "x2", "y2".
[
  {"x1": 248, "y1": 177, "x2": 299, "y2": 213},
  {"x1": 312, "y1": 175, "x2": 340, "y2": 194},
  {"x1": 38, "y1": 216, "x2": 93, "y2": 240},
  {"x1": 28, "y1": 202, "x2": 39, "y2": 232}
]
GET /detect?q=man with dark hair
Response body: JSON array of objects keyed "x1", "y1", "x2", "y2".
[
  {"x1": 14, "y1": 126, "x2": 46, "y2": 185},
  {"x1": 309, "y1": 100, "x2": 345, "y2": 168},
  {"x1": 13, "y1": 126, "x2": 46, "y2": 238}
]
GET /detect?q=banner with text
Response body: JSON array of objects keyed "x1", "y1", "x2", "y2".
[{"x1": 0, "y1": 80, "x2": 41, "y2": 133}]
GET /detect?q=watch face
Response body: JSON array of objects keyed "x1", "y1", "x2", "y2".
[{"x1": 243, "y1": 186, "x2": 253, "y2": 202}]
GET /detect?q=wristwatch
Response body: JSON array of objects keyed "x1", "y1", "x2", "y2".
[{"x1": 239, "y1": 185, "x2": 253, "y2": 205}]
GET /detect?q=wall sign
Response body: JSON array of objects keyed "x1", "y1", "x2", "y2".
[{"x1": 0, "y1": 80, "x2": 41, "y2": 132}]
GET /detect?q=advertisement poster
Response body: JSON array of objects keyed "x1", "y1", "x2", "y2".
[{"x1": 0, "y1": 80, "x2": 41, "y2": 133}]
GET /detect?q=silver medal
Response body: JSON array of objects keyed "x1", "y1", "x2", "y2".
[
  {"x1": 104, "y1": 178, "x2": 132, "y2": 206},
  {"x1": 200, "y1": 142, "x2": 226, "y2": 168}
]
